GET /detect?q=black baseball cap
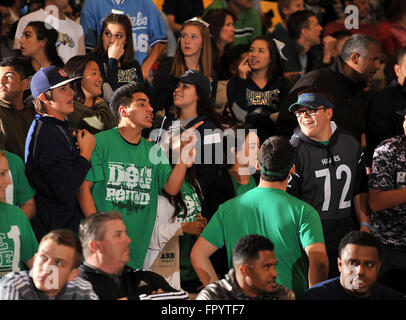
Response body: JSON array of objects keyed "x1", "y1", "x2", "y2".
[
  {"x1": 30, "y1": 66, "x2": 82, "y2": 99},
  {"x1": 176, "y1": 70, "x2": 210, "y2": 97}
]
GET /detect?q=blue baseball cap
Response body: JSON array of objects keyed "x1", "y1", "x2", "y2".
[
  {"x1": 176, "y1": 70, "x2": 210, "y2": 98},
  {"x1": 30, "y1": 66, "x2": 82, "y2": 99},
  {"x1": 289, "y1": 93, "x2": 334, "y2": 112}
]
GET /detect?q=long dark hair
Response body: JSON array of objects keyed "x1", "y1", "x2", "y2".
[
  {"x1": 195, "y1": 85, "x2": 222, "y2": 128},
  {"x1": 26, "y1": 21, "x2": 64, "y2": 67},
  {"x1": 249, "y1": 35, "x2": 284, "y2": 81},
  {"x1": 64, "y1": 54, "x2": 101, "y2": 104},
  {"x1": 92, "y1": 13, "x2": 135, "y2": 67},
  {"x1": 166, "y1": 131, "x2": 204, "y2": 221},
  {"x1": 203, "y1": 9, "x2": 235, "y2": 72}
]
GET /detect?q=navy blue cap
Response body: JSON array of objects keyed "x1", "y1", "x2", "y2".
[
  {"x1": 30, "y1": 66, "x2": 82, "y2": 99},
  {"x1": 289, "y1": 93, "x2": 334, "y2": 112},
  {"x1": 176, "y1": 70, "x2": 210, "y2": 98}
]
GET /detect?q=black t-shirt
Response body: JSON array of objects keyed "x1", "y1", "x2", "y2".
[
  {"x1": 162, "y1": 0, "x2": 204, "y2": 25},
  {"x1": 304, "y1": 277, "x2": 405, "y2": 300}
]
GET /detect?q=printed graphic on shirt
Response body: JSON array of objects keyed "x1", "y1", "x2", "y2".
[
  {"x1": 106, "y1": 162, "x2": 152, "y2": 212},
  {"x1": 176, "y1": 193, "x2": 201, "y2": 223},
  {"x1": 246, "y1": 88, "x2": 280, "y2": 110},
  {"x1": 56, "y1": 32, "x2": 75, "y2": 48},
  {"x1": 118, "y1": 68, "x2": 139, "y2": 83},
  {"x1": 130, "y1": 12, "x2": 149, "y2": 54},
  {"x1": 0, "y1": 226, "x2": 21, "y2": 279},
  {"x1": 159, "y1": 251, "x2": 175, "y2": 266}
]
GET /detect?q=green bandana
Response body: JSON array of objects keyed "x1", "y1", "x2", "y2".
[{"x1": 258, "y1": 161, "x2": 291, "y2": 177}]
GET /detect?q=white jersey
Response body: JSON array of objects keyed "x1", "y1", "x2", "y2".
[{"x1": 13, "y1": 8, "x2": 85, "y2": 64}]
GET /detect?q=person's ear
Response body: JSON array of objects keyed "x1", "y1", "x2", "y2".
[
  {"x1": 239, "y1": 263, "x2": 249, "y2": 277},
  {"x1": 88, "y1": 239, "x2": 100, "y2": 253},
  {"x1": 39, "y1": 92, "x2": 49, "y2": 103},
  {"x1": 337, "y1": 257, "x2": 342, "y2": 273},
  {"x1": 22, "y1": 78, "x2": 30, "y2": 91},
  {"x1": 394, "y1": 64, "x2": 401, "y2": 78},
  {"x1": 349, "y1": 52, "x2": 360, "y2": 66},
  {"x1": 255, "y1": 160, "x2": 260, "y2": 171},
  {"x1": 118, "y1": 105, "x2": 127, "y2": 118},
  {"x1": 301, "y1": 27, "x2": 309, "y2": 40},
  {"x1": 289, "y1": 163, "x2": 296, "y2": 175},
  {"x1": 68, "y1": 268, "x2": 79, "y2": 282},
  {"x1": 326, "y1": 107, "x2": 333, "y2": 120}
]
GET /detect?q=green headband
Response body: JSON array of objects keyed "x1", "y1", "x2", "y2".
[{"x1": 258, "y1": 161, "x2": 291, "y2": 177}]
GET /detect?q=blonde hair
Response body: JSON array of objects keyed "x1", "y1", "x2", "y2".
[{"x1": 170, "y1": 20, "x2": 212, "y2": 79}]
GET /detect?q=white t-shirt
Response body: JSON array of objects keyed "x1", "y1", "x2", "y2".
[
  {"x1": 143, "y1": 195, "x2": 183, "y2": 290},
  {"x1": 13, "y1": 8, "x2": 85, "y2": 64}
]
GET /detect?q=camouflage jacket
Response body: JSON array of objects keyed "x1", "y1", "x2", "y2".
[{"x1": 369, "y1": 135, "x2": 406, "y2": 249}]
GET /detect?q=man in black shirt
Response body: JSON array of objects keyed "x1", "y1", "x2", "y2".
[
  {"x1": 304, "y1": 231, "x2": 404, "y2": 300},
  {"x1": 78, "y1": 211, "x2": 189, "y2": 300}
]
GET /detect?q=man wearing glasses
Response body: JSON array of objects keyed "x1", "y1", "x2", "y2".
[{"x1": 287, "y1": 88, "x2": 370, "y2": 279}]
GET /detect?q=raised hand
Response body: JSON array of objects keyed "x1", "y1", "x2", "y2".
[
  {"x1": 238, "y1": 55, "x2": 252, "y2": 79},
  {"x1": 179, "y1": 121, "x2": 204, "y2": 166},
  {"x1": 108, "y1": 39, "x2": 125, "y2": 61}
]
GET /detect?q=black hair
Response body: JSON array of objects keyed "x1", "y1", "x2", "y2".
[
  {"x1": 64, "y1": 54, "x2": 101, "y2": 104},
  {"x1": 195, "y1": 85, "x2": 222, "y2": 128},
  {"x1": 92, "y1": 13, "x2": 135, "y2": 68},
  {"x1": 222, "y1": 123, "x2": 255, "y2": 169},
  {"x1": 330, "y1": 29, "x2": 352, "y2": 41},
  {"x1": 109, "y1": 82, "x2": 151, "y2": 121},
  {"x1": 203, "y1": 8, "x2": 236, "y2": 72},
  {"x1": 397, "y1": 46, "x2": 406, "y2": 65},
  {"x1": 0, "y1": 55, "x2": 28, "y2": 79},
  {"x1": 25, "y1": 21, "x2": 64, "y2": 68},
  {"x1": 338, "y1": 231, "x2": 382, "y2": 261},
  {"x1": 233, "y1": 234, "x2": 274, "y2": 266},
  {"x1": 258, "y1": 136, "x2": 294, "y2": 182},
  {"x1": 287, "y1": 10, "x2": 316, "y2": 40},
  {"x1": 165, "y1": 129, "x2": 203, "y2": 221},
  {"x1": 249, "y1": 35, "x2": 284, "y2": 81}
]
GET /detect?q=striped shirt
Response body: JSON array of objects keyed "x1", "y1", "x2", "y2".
[{"x1": 0, "y1": 271, "x2": 99, "y2": 300}]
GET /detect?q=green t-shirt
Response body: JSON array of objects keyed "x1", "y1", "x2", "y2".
[
  {"x1": 86, "y1": 128, "x2": 172, "y2": 269},
  {"x1": 203, "y1": 0, "x2": 262, "y2": 46},
  {"x1": 4, "y1": 150, "x2": 36, "y2": 207},
  {"x1": 201, "y1": 187, "x2": 325, "y2": 299},
  {"x1": 228, "y1": 170, "x2": 256, "y2": 196},
  {"x1": 0, "y1": 202, "x2": 38, "y2": 279},
  {"x1": 176, "y1": 181, "x2": 201, "y2": 282}
]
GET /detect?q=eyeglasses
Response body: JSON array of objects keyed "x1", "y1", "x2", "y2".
[{"x1": 294, "y1": 107, "x2": 326, "y2": 118}]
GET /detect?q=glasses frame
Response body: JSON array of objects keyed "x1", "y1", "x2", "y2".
[{"x1": 294, "y1": 107, "x2": 326, "y2": 118}]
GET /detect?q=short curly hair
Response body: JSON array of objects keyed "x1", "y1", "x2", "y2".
[{"x1": 233, "y1": 234, "x2": 274, "y2": 266}]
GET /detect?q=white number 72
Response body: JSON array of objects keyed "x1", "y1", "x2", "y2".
[{"x1": 315, "y1": 164, "x2": 352, "y2": 212}]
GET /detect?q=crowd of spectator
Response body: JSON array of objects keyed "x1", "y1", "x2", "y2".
[{"x1": 0, "y1": 0, "x2": 405, "y2": 302}]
